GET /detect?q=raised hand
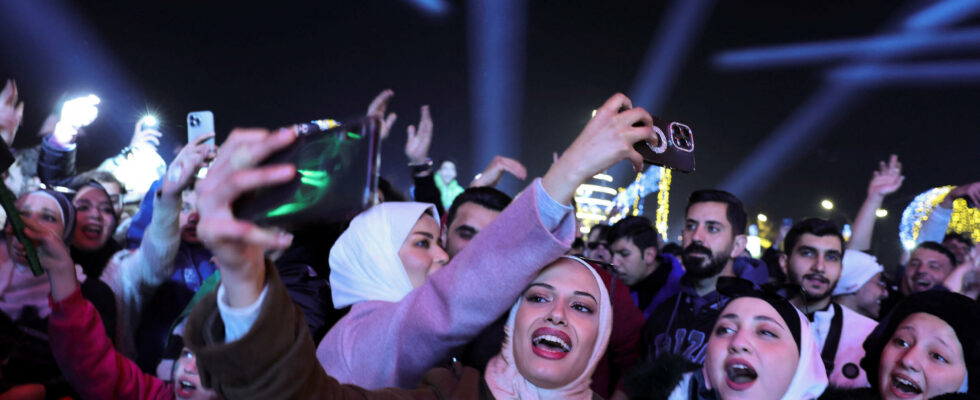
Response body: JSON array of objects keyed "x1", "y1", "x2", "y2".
[
  {"x1": 9, "y1": 217, "x2": 77, "y2": 301},
  {"x1": 542, "y1": 93, "x2": 658, "y2": 205},
  {"x1": 195, "y1": 128, "x2": 296, "y2": 307},
  {"x1": 867, "y1": 154, "x2": 904, "y2": 198},
  {"x1": 405, "y1": 105, "x2": 433, "y2": 165},
  {"x1": 366, "y1": 89, "x2": 397, "y2": 141},
  {"x1": 470, "y1": 155, "x2": 527, "y2": 188},
  {"x1": 946, "y1": 181, "x2": 980, "y2": 209},
  {"x1": 0, "y1": 79, "x2": 24, "y2": 146},
  {"x1": 161, "y1": 132, "x2": 216, "y2": 199},
  {"x1": 129, "y1": 120, "x2": 163, "y2": 151}
]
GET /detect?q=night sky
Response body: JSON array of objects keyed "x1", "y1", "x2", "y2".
[{"x1": 1, "y1": 0, "x2": 978, "y2": 267}]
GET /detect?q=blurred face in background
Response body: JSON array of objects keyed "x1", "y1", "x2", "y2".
[
  {"x1": 902, "y1": 248, "x2": 954, "y2": 296},
  {"x1": 72, "y1": 185, "x2": 116, "y2": 251}
]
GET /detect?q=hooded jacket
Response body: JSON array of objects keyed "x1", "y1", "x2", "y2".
[{"x1": 640, "y1": 258, "x2": 769, "y2": 364}]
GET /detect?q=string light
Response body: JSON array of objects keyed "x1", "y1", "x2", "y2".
[
  {"x1": 898, "y1": 186, "x2": 980, "y2": 250},
  {"x1": 656, "y1": 167, "x2": 671, "y2": 241}
]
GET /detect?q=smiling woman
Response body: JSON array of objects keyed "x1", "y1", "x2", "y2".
[
  {"x1": 853, "y1": 291, "x2": 980, "y2": 400},
  {"x1": 487, "y1": 256, "x2": 613, "y2": 399}
]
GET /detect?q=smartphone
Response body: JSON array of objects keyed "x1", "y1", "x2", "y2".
[
  {"x1": 232, "y1": 115, "x2": 381, "y2": 230},
  {"x1": 187, "y1": 111, "x2": 215, "y2": 146},
  {"x1": 628, "y1": 113, "x2": 696, "y2": 173}
]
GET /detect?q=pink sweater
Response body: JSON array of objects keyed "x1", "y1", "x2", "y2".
[
  {"x1": 316, "y1": 180, "x2": 575, "y2": 389},
  {"x1": 48, "y1": 288, "x2": 174, "y2": 400}
]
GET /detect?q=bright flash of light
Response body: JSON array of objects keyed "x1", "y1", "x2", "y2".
[
  {"x1": 875, "y1": 208, "x2": 888, "y2": 218},
  {"x1": 821, "y1": 200, "x2": 834, "y2": 210},
  {"x1": 140, "y1": 115, "x2": 158, "y2": 127},
  {"x1": 61, "y1": 94, "x2": 101, "y2": 128},
  {"x1": 757, "y1": 213, "x2": 768, "y2": 222}
]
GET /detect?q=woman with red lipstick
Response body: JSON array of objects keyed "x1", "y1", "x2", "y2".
[
  {"x1": 818, "y1": 291, "x2": 980, "y2": 400},
  {"x1": 485, "y1": 256, "x2": 613, "y2": 399}
]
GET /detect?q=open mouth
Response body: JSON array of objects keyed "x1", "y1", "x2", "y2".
[
  {"x1": 531, "y1": 327, "x2": 572, "y2": 360},
  {"x1": 890, "y1": 374, "x2": 923, "y2": 397},
  {"x1": 176, "y1": 379, "x2": 197, "y2": 398},
  {"x1": 81, "y1": 224, "x2": 103, "y2": 239},
  {"x1": 724, "y1": 359, "x2": 758, "y2": 391},
  {"x1": 912, "y1": 278, "x2": 932, "y2": 291}
]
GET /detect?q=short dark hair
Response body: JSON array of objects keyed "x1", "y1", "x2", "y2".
[
  {"x1": 943, "y1": 232, "x2": 974, "y2": 248},
  {"x1": 587, "y1": 224, "x2": 610, "y2": 242},
  {"x1": 607, "y1": 216, "x2": 659, "y2": 252},
  {"x1": 915, "y1": 241, "x2": 957, "y2": 267},
  {"x1": 782, "y1": 218, "x2": 844, "y2": 255},
  {"x1": 686, "y1": 189, "x2": 747, "y2": 235},
  {"x1": 446, "y1": 186, "x2": 512, "y2": 228}
]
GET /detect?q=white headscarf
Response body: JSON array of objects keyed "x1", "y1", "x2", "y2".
[
  {"x1": 832, "y1": 250, "x2": 884, "y2": 296},
  {"x1": 328, "y1": 202, "x2": 438, "y2": 309},
  {"x1": 484, "y1": 256, "x2": 613, "y2": 400},
  {"x1": 780, "y1": 307, "x2": 830, "y2": 399},
  {"x1": 679, "y1": 301, "x2": 828, "y2": 400}
]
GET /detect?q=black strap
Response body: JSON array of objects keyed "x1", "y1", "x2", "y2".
[{"x1": 821, "y1": 303, "x2": 845, "y2": 375}]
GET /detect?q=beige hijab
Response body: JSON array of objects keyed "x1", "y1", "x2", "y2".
[{"x1": 485, "y1": 256, "x2": 613, "y2": 400}]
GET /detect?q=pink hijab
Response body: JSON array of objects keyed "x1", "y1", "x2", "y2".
[{"x1": 484, "y1": 256, "x2": 613, "y2": 400}]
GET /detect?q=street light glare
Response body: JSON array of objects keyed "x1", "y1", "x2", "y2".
[
  {"x1": 875, "y1": 208, "x2": 888, "y2": 218},
  {"x1": 821, "y1": 199, "x2": 834, "y2": 210},
  {"x1": 757, "y1": 213, "x2": 768, "y2": 222}
]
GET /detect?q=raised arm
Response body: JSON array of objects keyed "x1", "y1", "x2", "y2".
[
  {"x1": 318, "y1": 93, "x2": 661, "y2": 389},
  {"x1": 849, "y1": 155, "x2": 903, "y2": 251}
]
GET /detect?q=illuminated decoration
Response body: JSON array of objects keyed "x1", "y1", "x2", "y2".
[
  {"x1": 574, "y1": 174, "x2": 620, "y2": 234},
  {"x1": 756, "y1": 214, "x2": 774, "y2": 249},
  {"x1": 607, "y1": 166, "x2": 665, "y2": 225},
  {"x1": 747, "y1": 224, "x2": 762, "y2": 257},
  {"x1": 655, "y1": 167, "x2": 671, "y2": 241},
  {"x1": 575, "y1": 166, "x2": 672, "y2": 237},
  {"x1": 593, "y1": 173, "x2": 613, "y2": 182},
  {"x1": 899, "y1": 186, "x2": 980, "y2": 250}
]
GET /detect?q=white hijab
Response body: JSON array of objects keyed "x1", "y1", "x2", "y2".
[
  {"x1": 670, "y1": 302, "x2": 828, "y2": 400},
  {"x1": 779, "y1": 307, "x2": 830, "y2": 400},
  {"x1": 485, "y1": 256, "x2": 613, "y2": 400},
  {"x1": 328, "y1": 202, "x2": 437, "y2": 309}
]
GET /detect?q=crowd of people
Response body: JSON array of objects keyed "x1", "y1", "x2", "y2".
[{"x1": 0, "y1": 78, "x2": 978, "y2": 400}]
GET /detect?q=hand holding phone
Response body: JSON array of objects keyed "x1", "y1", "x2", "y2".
[
  {"x1": 232, "y1": 115, "x2": 381, "y2": 231},
  {"x1": 187, "y1": 111, "x2": 216, "y2": 146}
]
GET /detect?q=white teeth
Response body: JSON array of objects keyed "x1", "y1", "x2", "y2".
[
  {"x1": 893, "y1": 376, "x2": 921, "y2": 393},
  {"x1": 533, "y1": 335, "x2": 571, "y2": 352}
]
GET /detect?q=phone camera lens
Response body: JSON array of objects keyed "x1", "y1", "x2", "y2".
[
  {"x1": 189, "y1": 116, "x2": 200, "y2": 127},
  {"x1": 669, "y1": 123, "x2": 694, "y2": 152}
]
